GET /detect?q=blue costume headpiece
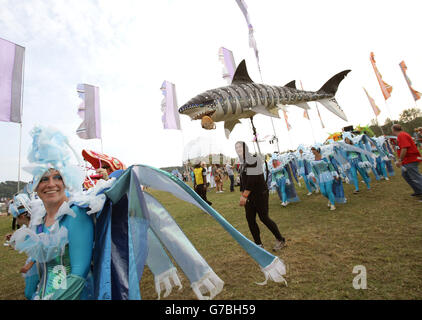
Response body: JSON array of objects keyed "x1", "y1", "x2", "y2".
[
  {"x1": 23, "y1": 126, "x2": 84, "y2": 193},
  {"x1": 10, "y1": 193, "x2": 31, "y2": 218},
  {"x1": 342, "y1": 131, "x2": 354, "y2": 142}
]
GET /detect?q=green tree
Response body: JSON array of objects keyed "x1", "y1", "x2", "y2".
[{"x1": 399, "y1": 108, "x2": 422, "y2": 123}]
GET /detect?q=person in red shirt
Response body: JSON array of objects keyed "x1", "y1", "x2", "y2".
[{"x1": 392, "y1": 124, "x2": 422, "y2": 196}]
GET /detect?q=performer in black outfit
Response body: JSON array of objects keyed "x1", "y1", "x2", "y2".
[{"x1": 235, "y1": 141, "x2": 286, "y2": 251}]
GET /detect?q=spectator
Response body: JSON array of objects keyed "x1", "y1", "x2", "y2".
[
  {"x1": 193, "y1": 161, "x2": 212, "y2": 206},
  {"x1": 416, "y1": 127, "x2": 422, "y2": 149},
  {"x1": 226, "y1": 163, "x2": 235, "y2": 192},
  {"x1": 392, "y1": 124, "x2": 422, "y2": 197},
  {"x1": 215, "y1": 165, "x2": 224, "y2": 193}
]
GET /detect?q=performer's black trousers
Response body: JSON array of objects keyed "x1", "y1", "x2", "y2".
[
  {"x1": 195, "y1": 184, "x2": 212, "y2": 205},
  {"x1": 245, "y1": 191, "x2": 284, "y2": 245}
]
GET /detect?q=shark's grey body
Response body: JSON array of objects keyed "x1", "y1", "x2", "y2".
[{"x1": 179, "y1": 60, "x2": 351, "y2": 138}]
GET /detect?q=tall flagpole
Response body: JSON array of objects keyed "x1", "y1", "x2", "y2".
[
  {"x1": 385, "y1": 99, "x2": 395, "y2": 125},
  {"x1": 17, "y1": 123, "x2": 22, "y2": 193},
  {"x1": 17, "y1": 48, "x2": 26, "y2": 194},
  {"x1": 257, "y1": 70, "x2": 280, "y2": 153},
  {"x1": 299, "y1": 80, "x2": 317, "y2": 143}
]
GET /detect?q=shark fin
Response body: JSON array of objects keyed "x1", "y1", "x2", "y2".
[
  {"x1": 224, "y1": 119, "x2": 241, "y2": 139},
  {"x1": 284, "y1": 80, "x2": 296, "y2": 89},
  {"x1": 231, "y1": 60, "x2": 254, "y2": 84},
  {"x1": 318, "y1": 70, "x2": 351, "y2": 95},
  {"x1": 318, "y1": 98, "x2": 348, "y2": 121},
  {"x1": 316, "y1": 69, "x2": 351, "y2": 121},
  {"x1": 253, "y1": 105, "x2": 280, "y2": 119}
]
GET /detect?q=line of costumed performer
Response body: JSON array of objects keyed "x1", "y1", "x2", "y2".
[
  {"x1": 294, "y1": 145, "x2": 319, "y2": 196},
  {"x1": 268, "y1": 153, "x2": 300, "y2": 207},
  {"x1": 10, "y1": 126, "x2": 288, "y2": 300},
  {"x1": 236, "y1": 141, "x2": 286, "y2": 251},
  {"x1": 309, "y1": 144, "x2": 347, "y2": 211}
]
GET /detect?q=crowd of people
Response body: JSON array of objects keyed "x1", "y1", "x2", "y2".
[
  {"x1": 3, "y1": 123, "x2": 422, "y2": 300},
  {"x1": 223, "y1": 124, "x2": 422, "y2": 251}
]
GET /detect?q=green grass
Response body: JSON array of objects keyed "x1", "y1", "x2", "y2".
[{"x1": 1, "y1": 170, "x2": 422, "y2": 300}]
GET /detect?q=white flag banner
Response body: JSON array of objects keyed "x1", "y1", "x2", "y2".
[
  {"x1": 0, "y1": 37, "x2": 25, "y2": 123},
  {"x1": 218, "y1": 47, "x2": 236, "y2": 84},
  {"x1": 76, "y1": 84, "x2": 101, "y2": 139},
  {"x1": 161, "y1": 80, "x2": 181, "y2": 130}
]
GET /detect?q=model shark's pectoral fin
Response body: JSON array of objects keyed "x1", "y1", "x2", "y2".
[
  {"x1": 224, "y1": 119, "x2": 241, "y2": 139},
  {"x1": 253, "y1": 105, "x2": 280, "y2": 119},
  {"x1": 231, "y1": 60, "x2": 254, "y2": 84},
  {"x1": 295, "y1": 102, "x2": 311, "y2": 110},
  {"x1": 318, "y1": 98, "x2": 348, "y2": 121}
]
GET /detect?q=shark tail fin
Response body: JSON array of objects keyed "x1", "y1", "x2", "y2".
[
  {"x1": 318, "y1": 98, "x2": 348, "y2": 121},
  {"x1": 318, "y1": 70, "x2": 351, "y2": 96},
  {"x1": 316, "y1": 70, "x2": 351, "y2": 121}
]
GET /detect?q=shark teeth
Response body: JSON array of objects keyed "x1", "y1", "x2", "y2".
[{"x1": 192, "y1": 110, "x2": 214, "y2": 120}]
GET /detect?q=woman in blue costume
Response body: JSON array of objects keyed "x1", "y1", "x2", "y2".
[
  {"x1": 10, "y1": 126, "x2": 94, "y2": 300},
  {"x1": 295, "y1": 145, "x2": 319, "y2": 196},
  {"x1": 340, "y1": 132, "x2": 371, "y2": 194},
  {"x1": 376, "y1": 136, "x2": 396, "y2": 177},
  {"x1": 11, "y1": 127, "x2": 289, "y2": 300},
  {"x1": 368, "y1": 138, "x2": 390, "y2": 181},
  {"x1": 268, "y1": 154, "x2": 299, "y2": 207},
  {"x1": 309, "y1": 145, "x2": 346, "y2": 211}
]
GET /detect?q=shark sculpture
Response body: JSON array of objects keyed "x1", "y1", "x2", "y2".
[{"x1": 179, "y1": 60, "x2": 351, "y2": 138}]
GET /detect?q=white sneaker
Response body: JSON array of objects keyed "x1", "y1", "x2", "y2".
[
  {"x1": 281, "y1": 202, "x2": 288, "y2": 207},
  {"x1": 330, "y1": 204, "x2": 336, "y2": 211},
  {"x1": 385, "y1": 177, "x2": 390, "y2": 181},
  {"x1": 327, "y1": 201, "x2": 331, "y2": 207},
  {"x1": 273, "y1": 240, "x2": 286, "y2": 251},
  {"x1": 315, "y1": 189, "x2": 320, "y2": 193},
  {"x1": 307, "y1": 192, "x2": 312, "y2": 196}
]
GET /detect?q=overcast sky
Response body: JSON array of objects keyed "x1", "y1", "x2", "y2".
[{"x1": 1, "y1": 0, "x2": 421, "y2": 182}]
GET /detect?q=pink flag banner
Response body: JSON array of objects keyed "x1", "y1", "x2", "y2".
[
  {"x1": 399, "y1": 60, "x2": 421, "y2": 101},
  {"x1": 161, "y1": 80, "x2": 181, "y2": 130},
  {"x1": 0, "y1": 37, "x2": 25, "y2": 123},
  {"x1": 282, "y1": 108, "x2": 292, "y2": 131},
  {"x1": 370, "y1": 52, "x2": 393, "y2": 100},
  {"x1": 363, "y1": 87, "x2": 381, "y2": 117},
  {"x1": 235, "y1": 0, "x2": 261, "y2": 73},
  {"x1": 315, "y1": 103, "x2": 325, "y2": 129},
  {"x1": 218, "y1": 47, "x2": 236, "y2": 84},
  {"x1": 299, "y1": 81, "x2": 310, "y2": 120},
  {"x1": 76, "y1": 84, "x2": 102, "y2": 139}
]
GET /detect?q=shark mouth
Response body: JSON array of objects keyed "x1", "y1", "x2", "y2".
[{"x1": 192, "y1": 110, "x2": 215, "y2": 120}]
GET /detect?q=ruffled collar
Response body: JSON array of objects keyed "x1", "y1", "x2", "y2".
[{"x1": 30, "y1": 201, "x2": 76, "y2": 232}]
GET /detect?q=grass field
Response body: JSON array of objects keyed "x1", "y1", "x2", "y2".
[{"x1": 1, "y1": 169, "x2": 421, "y2": 300}]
